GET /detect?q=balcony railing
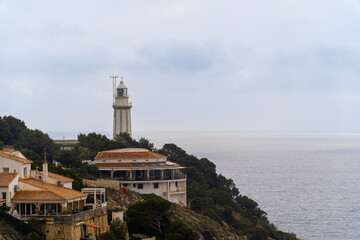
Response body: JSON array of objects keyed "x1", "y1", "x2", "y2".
[
  {"x1": 117, "y1": 172, "x2": 186, "y2": 181},
  {"x1": 55, "y1": 207, "x2": 107, "y2": 224}
]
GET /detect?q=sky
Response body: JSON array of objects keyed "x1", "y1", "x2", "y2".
[{"x1": 1, "y1": 0, "x2": 360, "y2": 135}]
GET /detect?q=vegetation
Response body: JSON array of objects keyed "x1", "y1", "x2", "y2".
[
  {"x1": 0, "y1": 205, "x2": 10, "y2": 212},
  {"x1": 126, "y1": 198, "x2": 197, "y2": 240},
  {"x1": 107, "y1": 219, "x2": 128, "y2": 240},
  {"x1": 25, "y1": 231, "x2": 42, "y2": 240}
]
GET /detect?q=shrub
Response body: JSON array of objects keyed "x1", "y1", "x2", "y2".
[
  {"x1": 26, "y1": 232, "x2": 42, "y2": 240},
  {"x1": 28, "y1": 218, "x2": 45, "y2": 225},
  {"x1": 109, "y1": 219, "x2": 127, "y2": 240},
  {"x1": 0, "y1": 205, "x2": 10, "y2": 212}
]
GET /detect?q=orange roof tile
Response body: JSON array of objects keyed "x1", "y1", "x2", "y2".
[
  {"x1": 83, "y1": 222, "x2": 100, "y2": 228},
  {"x1": 0, "y1": 173, "x2": 18, "y2": 187},
  {"x1": 12, "y1": 190, "x2": 62, "y2": 201},
  {"x1": 94, "y1": 162, "x2": 180, "y2": 169},
  {"x1": 18, "y1": 178, "x2": 87, "y2": 201},
  {"x1": 0, "y1": 198, "x2": 5, "y2": 202},
  {"x1": 37, "y1": 171, "x2": 74, "y2": 182},
  {"x1": 95, "y1": 150, "x2": 166, "y2": 160},
  {"x1": 0, "y1": 151, "x2": 32, "y2": 164}
]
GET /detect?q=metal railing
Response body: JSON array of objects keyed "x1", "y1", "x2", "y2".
[{"x1": 117, "y1": 172, "x2": 186, "y2": 181}]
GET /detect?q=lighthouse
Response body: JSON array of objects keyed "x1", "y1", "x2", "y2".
[{"x1": 111, "y1": 76, "x2": 132, "y2": 139}]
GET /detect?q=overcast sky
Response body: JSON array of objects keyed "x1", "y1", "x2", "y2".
[{"x1": 1, "y1": 0, "x2": 360, "y2": 135}]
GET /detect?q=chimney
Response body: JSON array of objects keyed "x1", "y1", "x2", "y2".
[{"x1": 43, "y1": 147, "x2": 48, "y2": 183}]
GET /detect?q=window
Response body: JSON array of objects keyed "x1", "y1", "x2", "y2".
[
  {"x1": 23, "y1": 167, "x2": 27, "y2": 177},
  {"x1": 175, "y1": 182, "x2": 178, "y2": 187},
  {"x1": 123, "y1": 184, "x2": 128, "y2": 187},
  {"x1": 2, "y1": 192, "x2": 6, "y2": 199},
  {"x1": 133, "y1": 183, "x2": 136, "y2": 188},
  {"x1": 153, "y1": 183, "x2": 159, "y2": 189},
  {"x1": 138, "y1": 184, "x2": 143, "y2": 189},
  {"x1": 3, "y1": 168, "x2": 9, "y2": 173}
]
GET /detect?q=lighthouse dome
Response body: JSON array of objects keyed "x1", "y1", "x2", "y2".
[{"x1": 117, "y1": 80, "x2": 127, "y2": 89}]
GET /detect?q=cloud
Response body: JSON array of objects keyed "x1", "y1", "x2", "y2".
[{"x1": 134, "y1": 42, "x2": 226, "y2": 72}]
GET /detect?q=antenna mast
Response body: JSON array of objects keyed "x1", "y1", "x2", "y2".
[{"x1": 110, "y1": 75, "x2": 119, "y2": 104}]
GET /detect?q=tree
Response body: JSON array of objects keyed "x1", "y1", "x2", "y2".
[
  {"x1": 26, "y1": 232, "x2": 42, "y2": 240},
  {"x1": 78, "y1": 132, "x2": 127, "y2": 159},
  {"x1": 55, "y1": 149, "x2": 81, "y2": 168},
  {"x1": 109, "y1": 219, "x2": 128, "y2": 240},
  {"x1": 115, "y1": 132, "x2": 138, "y2": 148},
  {"x1": 158, "y1": 143, "x2": 187, "y2": 161},
  {"x1": 164, "y1": 219, "x2": 197, "y2": 240},
  {"x1": 15, "y1": 129, "x2": 57, "y2": 161},
  {"x1": 3, "y1": 116, "x2": 27, "y2": 143},
  {"x1": 22, "y1": 150, "x2": 43, "y2": 170},
  {"x1": 127, "y1": 198, "x2": 172, "y2": 238},
  {"x1": 138, "y1": 137, "x2": 155, "y2": 151},
  {"x1": 0, "y1": 117, "x2": 13, "y2": 145}
]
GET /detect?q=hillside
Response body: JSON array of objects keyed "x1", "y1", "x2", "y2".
[
  {"x1": 104, "y1": 188, "x2": 243, "y2": 240},
  {"x1": 0, "y1": 219, "x2": 25, "y2": 240}
]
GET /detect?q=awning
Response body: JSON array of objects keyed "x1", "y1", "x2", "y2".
[{"x1": 82, "y1": 222, "x2": 100, "y2": 228}]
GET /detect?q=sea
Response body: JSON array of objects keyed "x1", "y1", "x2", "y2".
[{"x1": 50, "y1": 131, "x2": 360, "y2": 240}]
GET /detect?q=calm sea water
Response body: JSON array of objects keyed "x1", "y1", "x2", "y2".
[
  {"x1": 49, "y1": 130, "x2": 360, "y2": 240},
  {"x1": 134, "y1": 131, "x2": 360, "y2": 240}
]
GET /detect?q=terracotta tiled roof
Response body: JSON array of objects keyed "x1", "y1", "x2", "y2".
[
  {"x1": 12, "y1": 190, "x2": 62, "y2": 201},
  {"x1": 0, "y1": 173, "x2": 18, "y2": 187},
  {"x1": 36, "y1": 171, "x2": 74, "y2": 182},
  {"x1": 0, "y1": 198, "x2": 5, "y2": 202},
  {"x1": 83, "y1": 222, "x2": 101, "y2": 228},
  {"x1": 95, "y1": 149, "x2": 166, "y2": 160},
  {"x1": 18, "y1": 178, "x2": 87, "y2": 201},
  {"x1": 94, "y1": 162, "x2": 180, "y2": 169},
  {"x1": 0, "y1": 151, "x2": 32, "y2": 164}
]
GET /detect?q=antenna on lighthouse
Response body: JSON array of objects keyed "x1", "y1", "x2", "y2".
[{"x1": 110, "y1": 75, "x2": 119, "y2": 104}]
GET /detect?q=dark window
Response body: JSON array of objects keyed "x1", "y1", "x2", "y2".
[
  {"x1": 175, "y1": 182, "x2": 178, "y2": 187},
  {"x1": 123, "y1": 184, "x2": 128, "y2": 187},
  {"x1": 138, "y1": 184, "x2": 143, "y2": 189},
  {"x1": 2, "y1": 192, "x2": 6, "y2": 199},
  {"x1": 133, "y1": 183, "x2": 136, "y2": 187},
  {"x1": 153, "y1": 183, "x2": 159, "y2": 189}
]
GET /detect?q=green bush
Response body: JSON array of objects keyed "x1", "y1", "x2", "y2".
[
  {"x1": 0, "y1": 205, "x2": 10, "y2": 212},
  {"x1": 26, "y1": 231, "x2": 42, "y2": 240},
  {"x1": 109, "y1": 219, "x2": 127, "y2": 240}
]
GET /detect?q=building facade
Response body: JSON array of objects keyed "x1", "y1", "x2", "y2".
[
  {"x1": 92, "y1": 148, "x2": 187, "y2": 206},
  {"x1": 0, "y1": 150, "x2": 109, "y2": 239}
]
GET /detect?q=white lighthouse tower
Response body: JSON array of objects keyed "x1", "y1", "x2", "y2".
[{"x1": 111, "y1": 76, "x2": 132, "y2": 139}]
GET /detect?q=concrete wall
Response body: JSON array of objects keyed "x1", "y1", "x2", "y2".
[
  {"x1": 33, "y1": 211, "x2": 109, "y2": 240},
  {"x1": 0, "y1": 157, "x2": 30, "y2": 178},
  {"x1": 112, "y1": 211, "x2": 124, "y2": 221},
  {"x1": 83, "y1": 179, "x2": 120, "y2": 191},
  {"x1": 30, "y1": 170, "x2": 73, "y2": 189},
  {"x1": 0, "y1": 174, "x2": 18, "y2": 206}
]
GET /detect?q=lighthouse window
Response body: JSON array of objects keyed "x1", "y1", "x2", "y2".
[{"x1": 117, "y1": 89, "x2": 127, "y2": 97}]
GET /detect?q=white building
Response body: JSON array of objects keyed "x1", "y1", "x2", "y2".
[
  {"x1": 0, "y1": 151, "x2": 88, "y2": 215},
  {"x1": 92, "y1": 148, "x2": 187, "y2": 206},
  {"x1": 112, "y1": 78, "x2": 132, "y2": 138}
]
